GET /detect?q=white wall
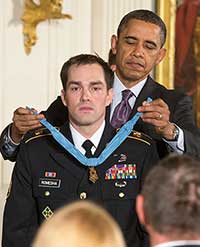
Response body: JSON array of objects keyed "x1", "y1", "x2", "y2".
[{"x1": 0, "y1": 0, "x2": 154, "y2": 241}]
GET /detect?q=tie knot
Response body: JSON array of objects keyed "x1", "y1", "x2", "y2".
[
  {"x1": 82, "y1": 140, "x2": 94, "y2": 157},
  {"x1": 122, "y1": 89, "x2": 134, "y2": 101}
]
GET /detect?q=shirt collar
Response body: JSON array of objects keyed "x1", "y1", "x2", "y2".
[
  {"x1": 113, "y1": 73, "x2": 147, "y2": 98},
  {"x1": 70, "y1": 121, "x2": 105, "y2": 154},
  {"x1": 154, "y1": 240, "x2": 200, "y2": 247}
]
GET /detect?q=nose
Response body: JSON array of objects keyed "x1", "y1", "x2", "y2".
[
  {"x1": 131, "y1": 43, "x2": 144, "y2": 58},
  {"x1": 81, "y1": 88, "x2": 91, "y2": 101}
]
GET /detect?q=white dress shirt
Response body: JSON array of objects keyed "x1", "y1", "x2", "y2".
[
  {"x1": 110, "y1": 73, "x2": 146, "y2": 119},
  {"x1": 154, "y1": 240, "x2": 200, "y2": 247},
  {"x1": 70, "y1": 121, "x2": 105, "y2": 155}
]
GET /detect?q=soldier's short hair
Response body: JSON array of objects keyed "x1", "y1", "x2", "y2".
[
  {"x1": 60, "y1": 54, "x2": 114, "y2": 90},
  {"x1": 142, "y1": 154, "x2": 200, "y2": 235}
]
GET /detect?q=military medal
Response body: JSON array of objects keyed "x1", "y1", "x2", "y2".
[
  {"x1": 35, "y1": 97, "x2": 152, "y2": 170},
  {"x1": 89, "y1": 166, "x2": 99, "y2": 183}
]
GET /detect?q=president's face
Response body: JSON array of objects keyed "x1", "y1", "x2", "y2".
[
  {"x1": 61, "y1": 64, "x2": 113, "y2": 129},
  {"x1": 112, "y1": 19, "x2": 166, "y2": 88}
]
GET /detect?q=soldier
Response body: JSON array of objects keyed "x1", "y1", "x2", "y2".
[{"x1": 2, "y1": 54, "x2": 158, "y2": 247}]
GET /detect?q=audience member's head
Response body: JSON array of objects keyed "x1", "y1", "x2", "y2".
[
  {"x1": 136, "y1": 154, "x2": 200, "y2": 246},
  {"x1": 33, "y1": 201, "x2": 125, "y2": 247}
]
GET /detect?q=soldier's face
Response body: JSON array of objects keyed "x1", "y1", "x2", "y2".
[{"x1": 61, "y1": 64, "x2": 113, "y2": 129}]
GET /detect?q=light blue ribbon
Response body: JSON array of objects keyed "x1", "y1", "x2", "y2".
[{"x1": 28, "y1": 97, "x2": 152, "y2": 167}]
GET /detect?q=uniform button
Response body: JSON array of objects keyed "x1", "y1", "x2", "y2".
[
  {"x1": 80, "y1": 192, "x2": 87, "y2": 200},
  {"x1": 119, "y1": 192, "x2": 125, "y2": 198},
  {"x1": 44, "y1": 191, "x2": 50, "y2": 196}
]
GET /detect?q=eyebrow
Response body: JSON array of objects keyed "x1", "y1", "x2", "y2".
[
  {"x1": 67, "y1": 80, "x2": 105, "y2": 86},
  {"x1": 124, "y1": 36, "x2": 158, "y2": 48}
]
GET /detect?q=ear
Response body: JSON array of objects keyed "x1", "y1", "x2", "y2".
[
  {"x1": 61, "y1": 89, "x2": 67, "y2": 106},
  {"x1": 111, "y1": 35, "x2": 117, "y2": 55},
  {"x1": 106, "y1": 88, "x2": 114, "y2": 107},
  {"x1": 136, "y1": 195, "x2": 146, "y2": 226},
  {"x1": 155, "y1": 47, "x2": 166, "y2": 65}
]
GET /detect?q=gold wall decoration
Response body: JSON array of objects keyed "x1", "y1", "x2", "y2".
[
  {"x1": 193, "y1": 15, "x2": 200, "y2": 127},
  {"x1": 21, "y1": 0, "x2": 72, "y2": 55},
  {"x1": 156, "y1": 0, "x2": 200, "y2": 127},
  {"x1": 156, "y1": 0, "x2": 176, "y2": 89}
]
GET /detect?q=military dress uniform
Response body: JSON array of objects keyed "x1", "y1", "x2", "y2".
[{"x1": 2, "y1": 122, "x2": 159, "y2": 247}]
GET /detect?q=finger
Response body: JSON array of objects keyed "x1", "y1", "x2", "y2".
[
  {"x1": 14, "y1": 107, "x2": 32, "y2": 115},
  {"x1": 138, "y1": 104, "x2": 169, "y2": 114},
  {"x1": 15, "y1": 119, "x2": 43, "y2": 127},
  {"x1": 138, "y1": 98, "x2": 169, "y2": 112},
  {"x1": 147, "y1": 98, "x2": 168, "y2": 107},
  {"x1": 13, "y1": 113, "x2": 45, "y2": 122},
  {"x1": 141, "y1": 111, "x2": 166, "y2": 121},
  {"x1": 17, "y1": 123, "x2": 43, "y2": 134}
]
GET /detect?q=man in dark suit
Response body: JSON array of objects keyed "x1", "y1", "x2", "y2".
[
  {"x1": 2, "y1": 54, "x2": 159, "y2": 247},
  {"x1": 1, "y1": 9, "x2": 200, "y2": 160},
  {"x1": 136, "y1": 154, "x2": 200, "y2": 247}
]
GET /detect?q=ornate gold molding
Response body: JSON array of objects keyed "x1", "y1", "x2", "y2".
[
  {"x1": 193, "y1": 16, "x2": 200, "y2": 127},
  {"x1": 156, "y1": 0, "x2": 200, "y2": 127},
  {"x1": 21, "y1": 0, "x2": 72, "y2": 55},
  {"x1": 156, "y1": 0, "x2": 176, "y2": 89}
]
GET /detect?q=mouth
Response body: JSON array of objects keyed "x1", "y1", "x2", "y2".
[
  {"x1": 126, "y1": 61, "x2": 144, "y2": 70},
  {"x1": 79, "y1": 106, "x2": 94, "y2": 113}
]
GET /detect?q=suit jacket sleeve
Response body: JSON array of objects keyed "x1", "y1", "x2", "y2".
[
  {"x1": 44, "y1": 96, "x2": 67, "y2": 126},
  {"x1": 0, "y1": 124, "x2": 19, "y2": 162},
  {"x1": 2, "y1": 142, "x2": 38, "y2": 247},
  {"x1": 172, "y1": 94, "x2": 200, "y2": 158},
  {"x1": 0, "y1": 96, "x2": 67, "y2": 162}
]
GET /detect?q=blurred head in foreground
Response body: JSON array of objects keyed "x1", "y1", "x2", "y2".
[
  {"x1": 33, "y1": 201, "x2": 125, "y2": 247},
  {"x1": 136, "y1": 154, "x2": 200, "y2": 246}
]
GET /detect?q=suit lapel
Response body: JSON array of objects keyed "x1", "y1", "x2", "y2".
[{"x1": 129, "y1": 76, "x2": 156, "y2": 118}]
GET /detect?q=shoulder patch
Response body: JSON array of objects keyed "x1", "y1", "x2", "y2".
[
  {"x1": 128, "y1": 130, "x2": 153, "y2": 146},
  {"x1": 23, "y1": 127, "x2": 59, "y2": 144}
]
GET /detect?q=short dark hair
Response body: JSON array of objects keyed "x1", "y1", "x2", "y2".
[
  {"x1": 117, "y1": 9, "x2": 167, "y2": 47},
  {"x1": 142, "y1": 154, "x2": 200, "y2": 235},
  {"x1": 60, "y1": 54, "x2": 114, "y2": 90}
]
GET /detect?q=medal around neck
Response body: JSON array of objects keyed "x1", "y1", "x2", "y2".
[{"x1": 27, "y1": 97, "x2": 152, "y2": 167}]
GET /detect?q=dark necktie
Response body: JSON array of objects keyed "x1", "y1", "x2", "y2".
[
  {"x1": 82, "y1": 140, "x2": 93, "y2": 158},
  {"x1": 111, "y1": 89, "x2": 134, "y2": 128},
  {"x1": 82, "y1": 140, "x2": 98, "y2": 183}
]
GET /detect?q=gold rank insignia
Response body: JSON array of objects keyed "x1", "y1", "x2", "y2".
[
  {"x1": 133, "y1": 131, "x2": 142, "y2": 138},
  {"x1": 42, "y1": 206, "x2": 54, "y2": 220},
  {"x1": 89, "y1": 167, "x2": 99, "y2": 183}
]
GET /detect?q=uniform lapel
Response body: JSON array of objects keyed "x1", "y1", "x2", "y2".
[
  {"x1": 94, "y1": 123, "x2": 115, "y2": 157},
  {"x1": 49, "y1": 122, "x2": 85, "y2": 179}
]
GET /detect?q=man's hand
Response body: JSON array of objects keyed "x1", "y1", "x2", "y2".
[
  {"x1": 137, "y1": 98, "x2": 176, "y2": 140},
  {"x1": 11, "y1": 107, "x2": 45, "y2": 143}
]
